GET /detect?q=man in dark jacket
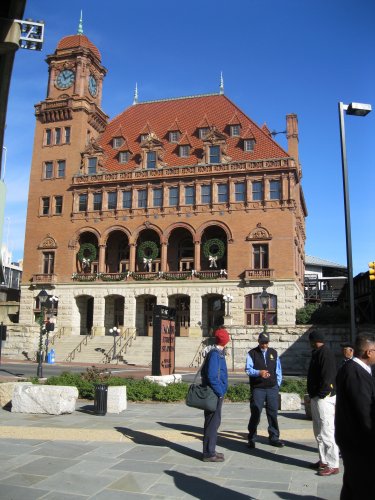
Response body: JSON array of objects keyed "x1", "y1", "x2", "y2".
[
  {"x1": 245, "y1": 332, "x2": 284, "y2": 448},
  {"x1": 307, "y1": 330, "x2": 339, "y2": 476},
  {"x1": 335, "y1": 333, "x2": 375, "y2": 499}
]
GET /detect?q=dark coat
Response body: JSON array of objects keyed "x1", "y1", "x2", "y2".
[
  {"x1": 307, "y1": 344, "x2": 337, "y2": 399},
  {"x1": 248, "y1": 347, "x2": 278, "y2": 389},
  {"x1": 201, "y1": 347, "x2": 228, "y2": 398},
  {"x1": 335, "y1": 359, "x2": 375, "y2": 454}
]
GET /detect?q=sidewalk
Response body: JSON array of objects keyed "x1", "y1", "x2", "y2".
[{"x1": 0, "y1": 402, "x2": 342, "y2": 499}]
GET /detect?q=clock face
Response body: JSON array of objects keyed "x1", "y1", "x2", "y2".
[
  {"x1": 56, "y1": 69, "x2": 75, "y2": 90},
  {"x1": 88, "y1": 75, "x2": 98, "y2": 97}
]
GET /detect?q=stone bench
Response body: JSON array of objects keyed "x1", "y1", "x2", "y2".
[
  {"x1": 12, "y1": 385, "x2": 78, "y2": 415},
  {"x1": 107, "y1": 386, "x2": 127, "y2": 414},
  {"x1": 144, "y1": 374, "x2": 182, "y2": 386},
  {"x1": 0, "y1": 382, "x2": 32, "y2": 408},
  {"x1": 278, "y1": 392, "x2": 301, "y2": 411}
]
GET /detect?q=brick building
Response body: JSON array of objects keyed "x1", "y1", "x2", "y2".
[{"x1": 19, "y1": 26, "x2": 307, "y2": 353}]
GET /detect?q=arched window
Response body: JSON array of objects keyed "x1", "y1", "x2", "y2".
[{"x1": 244, "y1": 293, "x2": 277, "y2": 326}]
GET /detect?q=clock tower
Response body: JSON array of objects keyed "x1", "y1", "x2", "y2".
[{"x1": 21, "y1": 19, "x2": 108, "y2": 303}]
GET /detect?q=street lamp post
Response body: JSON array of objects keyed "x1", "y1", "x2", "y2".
[
  {"x1": 223, "y1": 294, "x2": 233, "y2": 317},
  {"x1": 259, "y1": 287, "x2": 270, "y2": 333},
  {"x1": 37, "y1": 289, "x2": 49, "y2": 378},
  {"x1": 109, "y1": 326, "x2": 119, "y2": 360},
  {"x1": 338, "y1": 101, "x2": 372, "y2": 344},
  {"x1": 45, "y1": 295, "x2": 58, "y2": 359}
]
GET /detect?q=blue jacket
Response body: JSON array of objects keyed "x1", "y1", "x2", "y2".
[{"x1": 201, "y1": 347, "x2": 228, "y2": 398}]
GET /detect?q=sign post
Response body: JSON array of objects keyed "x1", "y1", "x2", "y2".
[{"x1": 152, "y1": 305, "x2": 176, "y2": 376}]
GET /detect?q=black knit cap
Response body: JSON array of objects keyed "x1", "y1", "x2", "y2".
[{"x1": 308, "y1": 331, "x2": 325, "y2": 342}]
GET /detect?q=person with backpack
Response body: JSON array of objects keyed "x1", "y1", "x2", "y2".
[{"x1": 245, "y1": 332, "x2": 284, "y2": 448}]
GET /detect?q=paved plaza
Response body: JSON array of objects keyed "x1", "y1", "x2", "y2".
[{"x1": 0, "y1": 400, "x2": 342, "y2": 499}]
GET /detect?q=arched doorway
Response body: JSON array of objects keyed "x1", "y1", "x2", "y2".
[
  {"x1": 77, "y1": 232, "x2": 99, "y2": 274},
  {"x1": 105, "y1": 231, "x2": 130, "y2": 273},
  {"x1": 136, "y1": 295, "x2": 157, "y2": 336},
  {"x1": 167, "y1": 228, "x2": 194, "y2": 271},
  {"x1": 168, "y1": 295, "x2": 190, "y2": 336},
  {"x1": 200, "y1": 226, "x2": 228, "y2": 271},
  {"x1": 104, "y1": 295, "x2": 124, "y2": 334},
  {"x1": 75, "y1": 295, "x2": 94, "y2": 335},
  {"x1": 202, "y1": 294, "x2": 224, "y2": 336}
]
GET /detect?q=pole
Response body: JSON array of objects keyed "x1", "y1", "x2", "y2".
[
  {"x1": 37, "y1": 304, "x2": 44, "y2": 378},
  {"x1": 338, "y1": 102, "x2": 356, "y2": 344}
]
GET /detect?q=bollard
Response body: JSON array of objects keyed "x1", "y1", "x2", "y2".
[{"x1": 94, "y1": 384, "x2": 108, "y2": 415}]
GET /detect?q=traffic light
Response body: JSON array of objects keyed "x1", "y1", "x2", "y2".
[{"x1": 369, "y1": 262, "x2": 375, "y2": 281}]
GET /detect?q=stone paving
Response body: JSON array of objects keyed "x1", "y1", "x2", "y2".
[{"x1": 0, "y1": 402, "x2": 342, "y2": 499}]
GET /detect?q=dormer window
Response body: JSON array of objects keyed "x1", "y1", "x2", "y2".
[
  {"x1": 88, "y1": 157, "x2": 97, "y2": 175},
  {"x1": 147, "y1": 151, "x2": 156, "y2": 169},
  {"x1": 113, "y1": 137, "x2": 124, "y2": 149},
  {"x1": 179, "y1": 145, "x2": 190, "y2": 158},
  {"x1": 199, "y1": 128, "x2": 210, "y2": 139},
  {"x1": 244, "y1": 139, "x2": 255, "y2": 152},
  {"x1": 140, "y1": 134, "x2": 149, "y2": 142},
  {"x1": 119, "y1": 151, "x2": 130, "y2": 164},
  {"x1": 230, "y1": 125, "x2": 241, "y2": 137},
  {"x1": 169, "y1": 131, "x2": 180, "y2": 143},
  {"x1": 209, "y1": 145, "x2": 221, "y2": 164}
]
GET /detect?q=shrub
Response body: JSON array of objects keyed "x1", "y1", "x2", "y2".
[
  {"x1": 226, "y1": 383, "x2": 250, "y2": 402},
  {"x1": 280, "y1": 377, "x2": 307, "y2": 399},
  {"x1": 296, "y1": 303, "x2": 319, "y2": 324},
  {"x1": 296, "y1": 303, "x2": 350, "y2": 325}
]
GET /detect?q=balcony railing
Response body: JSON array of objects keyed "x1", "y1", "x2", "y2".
[
  {"x1": 70, "y1": 269, "x2": 229, "y2": 282},
  {"x1": 244, "y1": 269, "x2": 274, "y2": 280},
  {"x1": 32, "y1": 274, "x2": 57, "y2": 284}
]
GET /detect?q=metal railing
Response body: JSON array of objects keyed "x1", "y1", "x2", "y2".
[
  {"x1": 105, "y1": 328, "x2": 137, "y2": 364},
  {"x1": 49, "y1": 326, "x2": 66, "y2": 346},
  {"x1": 65, "y1": 329, "x2": 94, "y2": 362},
  {"x1": 189, "y1": 339, "x2": 211, "y2": 368}
]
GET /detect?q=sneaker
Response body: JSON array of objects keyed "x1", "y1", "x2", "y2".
[
  {"x1": 269, "y1": 440, "x2": 285, "y2": 448},
  {"x1": 318, "y1": 466, "x2": 339, "y2": 476},
  {"x1": 203, "y1": 455, "x2": 225, "y2": 462},
  {"x1": 247, "y1": 441, "x2": 256, "y2": 449},
  {"x1": 215, "y1": 452, "x2": 224, "y2": 459},
  {"x1": 310, "y1": 461, "x2": 327, "y2": 470}
]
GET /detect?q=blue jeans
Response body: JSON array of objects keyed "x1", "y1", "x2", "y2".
[{"x1": 247, "y1": 385, "x2": 280, "y2": 442}]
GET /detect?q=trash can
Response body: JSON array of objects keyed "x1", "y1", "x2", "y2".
[{"x1": 94, "y1": 384, "x2": 108, "y2": 415}]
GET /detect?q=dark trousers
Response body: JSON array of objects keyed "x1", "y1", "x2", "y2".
[
  {"x1": 248, "y1": 385, "x2": 280, "y2": 442},
  {"x1": 340, "y1": 448, "x2": 375, "y2": 500},
  {"x1": 203, "y1": 397, "x2": 223, "y2": 458}
]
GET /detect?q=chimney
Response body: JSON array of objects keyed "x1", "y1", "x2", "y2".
[{"x1": 286, "y1": 114, "x2": 299, "y2": 164}]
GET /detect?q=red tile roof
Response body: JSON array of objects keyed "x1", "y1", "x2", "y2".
[
  {"x1": 56, "y1": 35, "x2": 101, "y2": 60},
  {"x1": 99, "y1": 94, "x2": 289, "y2": 172}
]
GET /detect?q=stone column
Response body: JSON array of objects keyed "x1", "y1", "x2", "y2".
[
  {"x1": 92, "y1": 294, "x2": 105, "y2": 336},
  {"x1": 161, "y1": 242, "x2": 167, "y2": 271},
  {"x1": 129, "y1": 243, "x2": 136, "y2": 272},
  {"x1": 189, "y1": 290, "x2": 203, "y2": 338},
  {"x1": 194, "y1": 241, "x2": 201, "y2": 271},
  {"x1": 98, "y1": 244, "x2": 106, "y2": 273}
]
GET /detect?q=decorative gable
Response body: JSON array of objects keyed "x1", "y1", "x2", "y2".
[{"x1": 246, "y1": 223, "x2": 272, "y2": 241}]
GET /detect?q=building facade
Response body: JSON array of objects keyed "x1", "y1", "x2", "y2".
[{"x1": 19, "y1": 28, "x2": 307, "y2": 343}]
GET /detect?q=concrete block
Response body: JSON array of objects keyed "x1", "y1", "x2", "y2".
[
  {"x1": 0, "y1": 382, "x2": 32, "y2": 408},
  {"x1": 144, "y1": 374, "x2": 182, "y2": 386},
  {"x1": 12, "y1": 385, "x2": 78, "y2": 415},
  {"x1": 107, "y1": 386, "x2": 127, "y2": 413},
  {"x1": 279, "y1": 392, "x2": 301, "y2": 411}
]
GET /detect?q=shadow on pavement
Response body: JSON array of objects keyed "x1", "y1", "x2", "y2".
[
  {"x1": 0, "y1": 368, "x2": 25, "y2": 377},
  {"x1": 114, "y1": 426, "x2": 201, "y2": 460},
  {"x1": 165, "y1": 471, "x2": 253, "y2": 500},
  {"x1": 275, "y1": 493, "x2": 325, "y2": 500},
  {"x1": 279, "y1": 412, "x2": 310, "y2": 421},
  {"x1": 158, "y1": 421, "x2": 314, "y2": 469}
]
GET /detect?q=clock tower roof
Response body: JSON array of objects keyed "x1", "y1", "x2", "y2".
[{"x1": 56, "y1": 34, "x2": 101, "y2": 61}]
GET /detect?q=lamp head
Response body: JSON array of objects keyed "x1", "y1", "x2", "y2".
[
  {"x1": 259, "y1": 287, "x2": 270, "y2": 307},
  {"x1": 37, "y1": 289, "x2": 49, "y2": 305},
  {"x1": 346, "y1": 102, "x2": 372, "y2": 117}
]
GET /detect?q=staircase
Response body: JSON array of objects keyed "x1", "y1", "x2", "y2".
[
  {"x1": 50, "y1": 333, "x2": 207, "y2": 367},
  {"x1": 51, "y1": 335, "x2": 114, "y2": 364}
]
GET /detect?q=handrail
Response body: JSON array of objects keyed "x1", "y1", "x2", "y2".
[
  {"x1": 101, "y1": 327, "x2": 137, "y2": 364},
  {"x1": 189, "y1": 338, "x2": 212, "y2": 367},
  {"x1": 109, "y1": 328, "x2": 137, "y2": 364},
  {"x1": 50, "y1": 327, "x2": 66, "y2": 346},
  {"x1": 65, "y1": 329, "x2": 94, "y2": 362}
]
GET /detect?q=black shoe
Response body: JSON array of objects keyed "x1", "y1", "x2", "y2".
[
  {"x1": 203, "y1": 455, "x2": 225, "y2": 462},
  {"x1": 247, "y1": 441, "x2": 256, "y2": 449},
  {"x1": 269, "y1": 440, "x2": 284, "y2": 448}
]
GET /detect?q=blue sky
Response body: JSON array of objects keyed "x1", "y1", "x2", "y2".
[{"x1": 3, "y1": 0, "x2": 375, "y2": 275}]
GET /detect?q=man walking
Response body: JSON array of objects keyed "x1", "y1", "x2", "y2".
[
  {"x1": 335, "y1": 334, "x2": 375, "y2": 499},
  {"x1": 245, "y1": 332, "x2": 284, "y2": 448},
  {"x1": 307, "y1": 331, "x2": 339, "y2": 476}
]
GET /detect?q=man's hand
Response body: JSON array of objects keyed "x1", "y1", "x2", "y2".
[{"x1": 259, "y1": 370, "x2": 270, "y2": 378}]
